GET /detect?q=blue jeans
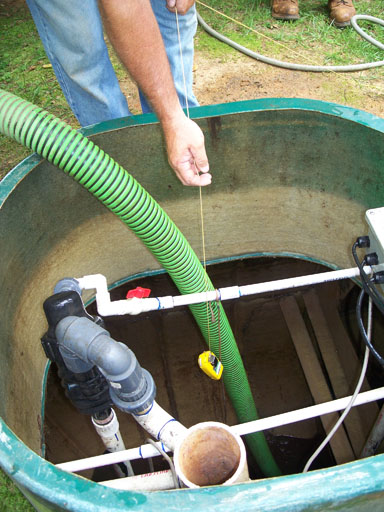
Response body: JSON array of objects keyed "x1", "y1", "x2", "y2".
[{"x1": 26, "y1": 0, "x2": 198, "y2": 127}]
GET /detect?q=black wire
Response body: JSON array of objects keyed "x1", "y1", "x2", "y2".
[
  {"x1": 356, "y1": 288, "x2": 384, "y2": 368},
  {"x1": 352, "y1": 241, "x2": 384, "y2": 315}
]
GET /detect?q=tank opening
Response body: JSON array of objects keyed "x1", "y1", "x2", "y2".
[{"x1": 42, "y1": 256, "x2": 384, "y2": 483}]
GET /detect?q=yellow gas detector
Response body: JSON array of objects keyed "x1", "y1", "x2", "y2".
[{"x1": 198, "y1": 351, "x2": 223, "y2": 380}]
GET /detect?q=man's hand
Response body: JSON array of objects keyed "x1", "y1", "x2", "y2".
[
  {"x1": 162, "y1": 113, "x2": 211, "y2": 186},
  {"x1": 100, "y1": 0, "x2": 207, "y2": 186},
  {"x1": 166, "y1": 0, "x2": 195, "y2": 15}
]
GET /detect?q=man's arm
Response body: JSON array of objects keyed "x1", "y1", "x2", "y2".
[{"x1": 99, "y1": 0, "x2": 211, "y2": 186}]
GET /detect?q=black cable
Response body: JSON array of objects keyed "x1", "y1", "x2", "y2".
[
  {"x1": 356, "y1": 288, "x2": 384, "y2": 368},
  {"x1": 352, "y1": 241, "x2": 384, "y2": 315}
]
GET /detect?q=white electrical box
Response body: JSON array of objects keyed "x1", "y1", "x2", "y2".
[{"x1": 366, "y1": 207, "x2": 384, "y2": 295}]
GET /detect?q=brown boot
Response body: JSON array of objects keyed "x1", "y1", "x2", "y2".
[
  {"x1": 328, "y1": 0, "x2": 356, "y2": 27},
  {"x1": 271, "y1": 0, "x2": 300, "y2": 20}
]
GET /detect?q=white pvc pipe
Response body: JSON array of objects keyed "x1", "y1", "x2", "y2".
[
  {"x1": 92, "y1": 409, "x2": 126, "y2": 453},
  {"x1": 76, "y1": 266, "x2": 369, "y2": 317},
  {"x1": 57, "y1": 404, "x2": 185, "y2": 474},
  {"x1": 174, "y1": 422, "x2": 249, "y2": 489},
  {"x1": 101, "y1": 469, "x2": 175, "y2": 491},
  {"x1": 231, "y1": 386, "x2": 384, "y2": 437},
  {"x1": 91, "y1": 409, "x2": 134, "y2": 476},
  {"x1": 56, "y1": 441, "x2": 170, "y2": 474},
  {"x1": 76, "y1": 274, "x2": 160, "y2": 316},
  {"x1": 134, "y1": 401, "x2": 187, "y2": 451},
  {"x1": 57, "y1": 387, "x2": 384, "y2": 475}
]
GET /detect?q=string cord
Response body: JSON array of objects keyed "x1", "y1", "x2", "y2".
[{"x1": 175, "y1": 8, "x2": 212, "y2": 349}]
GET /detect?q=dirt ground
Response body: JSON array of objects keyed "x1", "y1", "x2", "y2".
[
  {"x1": 120, "y1": 49, "x2": 384, "y2": 119},
  {"x1": 194, "y1": 53, "x2": 384, "y2": 117},
  {"x1": 3, "y1": 0, "x2": 384, "y2": 119}
]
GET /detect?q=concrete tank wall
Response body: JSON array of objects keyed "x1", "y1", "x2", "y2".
[{"x1": 1, "y1": 98, "x2": 384, "y2": 510}]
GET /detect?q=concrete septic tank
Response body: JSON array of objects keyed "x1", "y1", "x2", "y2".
[{"x1": 1, "y1": 98, "x2": 384, "y2": 511}]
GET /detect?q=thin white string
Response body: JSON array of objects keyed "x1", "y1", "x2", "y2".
[{"x1": 175, "y1": 8, "x2": 211, "y2": 349}]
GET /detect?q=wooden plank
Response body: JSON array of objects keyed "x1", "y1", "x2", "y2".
[
  {"x1": 303, "y1": 289, "x2": 367, "y2": 456},
  {"x1": 280, "y1": 295, "x2": 355, "y2": 465},
  {"x1": 316, "y1": 282, "x2": 378, "y2": 436}
]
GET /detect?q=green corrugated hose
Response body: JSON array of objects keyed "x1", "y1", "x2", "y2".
[{"x1": 0, "y1": 88, "x2": 280, "y2": 477}]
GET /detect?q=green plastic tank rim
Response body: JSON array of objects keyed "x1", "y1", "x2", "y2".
[
  {"x1": 77, "y1": 97, "x2": 384, "y2": 138},
  {"x1": 2, "y1": 416, "x2": 384, "y2": 511},
  {"x1": 2, "y1": 97, "x2": 384, "y2": 208}
]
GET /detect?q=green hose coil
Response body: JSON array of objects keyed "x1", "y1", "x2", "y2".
[{"x1": 0, "y1": 88, "x2": 280, "y2": 477}]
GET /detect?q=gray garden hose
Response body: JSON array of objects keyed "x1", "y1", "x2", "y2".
[
  {"x1": 351, "y1": 14, "x2": 384, "y2": 51},
  {"x1": 197, "y1": 12, "x2": 384, "y2": 72}
]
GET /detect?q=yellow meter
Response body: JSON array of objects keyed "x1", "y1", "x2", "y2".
[{"x1": 198, "y1": 351, "x2": 223, "y2": 380}]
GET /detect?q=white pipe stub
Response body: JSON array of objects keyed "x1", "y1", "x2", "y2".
[{"x1": 174, "y1": 422, "x2": 249, "y2": 488}]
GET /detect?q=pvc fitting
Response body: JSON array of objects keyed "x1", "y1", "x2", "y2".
[
  {"x1": 56, "y1": 316, "x2": 156, "y2": 414},
  {"x1": 59, "y1": 344, "x2": 94, "y2": 373},
  {"x1": 92, "y1": 409, "x2": 129, "y2": 457},
  {"x1": 92, "y1": 409, "x2": 122, "y2": 449},
  {"x1": 134, "y1": 401, "x2": 186, "y2": 451},
  {"x1": 174, "y1": 421, "x2": 249, "y2": 488},
  {"x1": 54, "y1": 277, "x2": 82, "y2": 296},
  {"x1": 110, "y1": 368, "x2": 156, "y2": 415}
]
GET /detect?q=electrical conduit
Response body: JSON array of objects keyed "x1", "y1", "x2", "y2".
[{"x1": 0, "y1": 89, "x2": 280, "y2": 476}]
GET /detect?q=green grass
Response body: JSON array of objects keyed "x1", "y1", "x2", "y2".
[
  {"x1": 0, "y1": 470, "x2": 34, "y2": 511},
  {"x1": 1, "y1": 0, "x2": 384, "y2": 177},
  {"x1": 0, "y1": 3, "x2": 76, "y2": 179},
  {"x1": 195, "y1": 0, "x2": 384, "y2": 65}
]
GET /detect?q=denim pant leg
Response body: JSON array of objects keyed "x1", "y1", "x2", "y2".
[
  {"x1": 139, "y1": 0, "x2": 199, "y2": 113},
  {"x1": 26, "y1": 0, "x2": 130, "y2": 127}
]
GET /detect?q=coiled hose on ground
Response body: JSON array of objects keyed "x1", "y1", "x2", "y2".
[
  {"x1": 197, "y1": 13, "x2": 384, "y2": 72},
  {"x1": 0, "y1": 88, "x2": 281, "y2": 477}
]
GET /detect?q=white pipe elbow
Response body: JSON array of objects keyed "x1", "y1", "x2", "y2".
[
  {"x1": 134, "y1": 402, "x2": 187, "y2": 451},
  {"x1": 76, "y1": 274, "x2": 162, "y2": 316}
]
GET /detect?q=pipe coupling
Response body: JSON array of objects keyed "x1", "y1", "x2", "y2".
[
  {"x1": 110, "y1": 369, "x2": 156, "y2": 415},
  {"x1": 56, "y1": 316, "x2": 156, "y2": 414}
]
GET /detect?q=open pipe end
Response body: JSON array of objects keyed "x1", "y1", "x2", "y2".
[{"x1": 174, "y1": 422, "x2": 248, "y2": 488}]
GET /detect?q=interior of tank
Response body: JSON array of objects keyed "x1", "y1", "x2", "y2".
[
  {"x1": 42, "y1": 256, "x2": 384, "y2": 482},
  {"x1": 1, "y1": 99, "x2": 384, "y2": 508}
]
